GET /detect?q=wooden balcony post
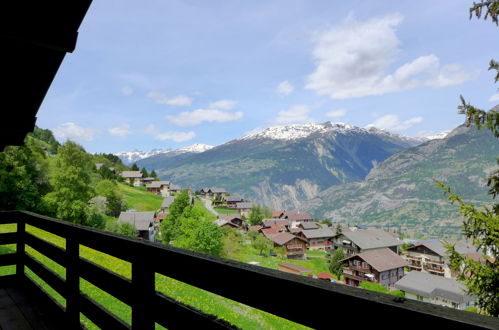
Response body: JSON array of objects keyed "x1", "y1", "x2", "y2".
[
  {"x1": 16, "y1": 216, "x2": 25, "y2": 279},
  {"x1": 66, "y1": 238, "x2": 80, "y2": 327},
  {"x1": 132, "y1": 256, "x2": 155, "y2": 330}
]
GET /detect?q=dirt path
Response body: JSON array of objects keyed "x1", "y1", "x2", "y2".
[{"x1": 200, "y1": 197, "x2": 219, "y2": 217}]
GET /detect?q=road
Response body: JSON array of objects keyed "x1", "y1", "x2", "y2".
[{"x1": 200, "y1": 197, "x2": 219, "y2": 217}]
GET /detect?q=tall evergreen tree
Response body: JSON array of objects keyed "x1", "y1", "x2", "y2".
[{"x1": 130, "y1": 163, "x2": 139, "y2": 171}]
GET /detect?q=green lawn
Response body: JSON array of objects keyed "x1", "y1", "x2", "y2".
[
  {"x1": 0, "y1": 223, "x2": 309, "y2": 330},
  {"x1": 118, "y1": 183, "x2": 164, "y2": 211},
  {"x1": 214, "y1": 207, "x2": 238, "y2": 215}
]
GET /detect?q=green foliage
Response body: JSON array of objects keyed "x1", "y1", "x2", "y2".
[
  {"x1": 96, "y1": 180, "x2": 126, "y2": 217},
  {"x1": 0, "y1": 144, "x2": 47, "y2": 212},
  {"x1": 222, "y1": 228, "x2": 244, "y2": 259},
  {"x1": 328, "y1": 248, "x2": 346, "y2": 279},
  {"x1": 360, "y1": 281, "x2": 388, "y2": 293},
  {"x1": 140, "y1": 167, "x2": 148, "y2": 178},
  {"x1": 251, "y1": 235, "x2": 272, "y2": 256},
  {"x1": 29, "y1": 126, "x2": 60, "y2": 154},
  {"x1": 274, "y1": 246, "x2": 286, "y2": 259},
  {"x1": 433, "y1": 2, "x2": 499, "y2": 316},
  {"x1": 118, "y1": 222, "x2": 137, "y2": 237},
  {"x1": 130, "y1": 163, "x2": 139, "y2": 171},
  {"x1": 85, "y1": 206, "x2": 106, "y2": 229},
  {"x1": 150, "y1": 170, "x2": 157, "y2": 178},
  {"x1": 248, "y1": 205, "x2": 265, "y2": 226},
  {"x1": 186, "y1": 221, "x2": 224, "y2": 256},
  {"x1": 42, "y1": 141, "x2": 95, "y2": 224},
  {"x1": 97, "y1": 164, "x2": 116, "y2": 180}
]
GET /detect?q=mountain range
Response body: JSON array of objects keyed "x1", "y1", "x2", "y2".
[
  {"x1": 116, "y1": 144, "x2": 213, "y2": 165},
  {"x1": 132, "y1": 122, "x2": 435, "y2": 208}
]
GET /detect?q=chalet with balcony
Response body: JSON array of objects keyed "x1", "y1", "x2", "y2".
[
  {"x1": 342, "y1": 248, "x2": 407, "y2": 288},
  {"x1": 223, "y1": 194, "x2": 244, "y2": 207},
  {"x1": 267, "y1": 233, "x2": 308, "y2": 259},
  {"x1": 282, "y1": 210, "x2": 313, "y2": 222},
  {"x1": 299, "y1": 228, "x2": 335, "y2": 251},
  {"x1": 404, "y1": 239, "x2": 477, "y2": 278},
  {"x1": 236, "y1": 202, "x2": 254, "y2": 218},
  {"x1": 330, "y1": 229, "x2": 403, "y2": 256},
  {"x1": 395, "y1": 271, "x2": 475, "y2": 310},
  {"x1": 146, "y1": 181, "x2": 170, "y2": 196},
  {"x1": 262, "y1": 219, "x2": 290, "y2": 228},
  {"x1": 120, "y1": 171, "x2": 143, "y2": 186},
  {"x1": 214, "y1": 215, "x2": 247, "y2": 230},
  {"x1": 141, "y1": 177, "x2": 156, "y2": 184},
  {"x1": 168, "y1": 184, "x2": 182, "y2": 195},
  {"x1": 118, "y1": 211, "x2": 156, "y2": 241}
]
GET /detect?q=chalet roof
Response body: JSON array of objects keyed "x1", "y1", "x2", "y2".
[
  {"x1": 339, "y1": 229, "x2": 403, "y2": 250},
  {"x1": 219, "y1": 214, "x2": 243, "y2": 222},
  {"x1": 262, "y1": 219, "x2": 290, "y2": 227},
  {"x1": 248, "y1": 225, "x2": 262, "y2": 231},
  {"x1": 147, "y1": 181, "x2": 170, "y2": 189},
  {"x1": 301, "y1": 228, "x2": 335, "y2": 239},
  {"x1": 261, "y1": 227, "x2": 285, "y2": 238},
  {"x1": 345, "y1": 248, "x2": 407, "y2": 272},
  {"x1": 299, "y1": 222, "x2": 318, "y2": 230},
  {"x1": 272, "y1": 211, "x2": 284, "y2": 218},
  {"x1": 213, "y1": 219, "x2": 238, "y2": 228},
  {"x1": 268, "y1": 232, "x2": 303, "y2": 246},
  {"x1": 141, "y1": 177, "x2": 155, "y2": 182},
  {"x1": 202, "y1": 188, "x2": 210, "y2": 193},
  {"x1": 225, "y1": 195, "x2": 243, "y2": 202},
  {"x1": 161, "y1": 196, "x2": 176, "y2": 209},
  {"x1": 284, "y1": 211, "x2": 312, "y2": 221},
  {"x1": 169, "y1": 184, "x2": 181, "y2": 191},
  {"x1": 236, "y1": 202, "x2": 254, "y2": 209},
  {"x1": 317, "y1": 272, "x2": 332, "y2": 280},
  {"x1": 118, "y1": 211, "x2": 155, "y2": 231},
  {"x1": 279, "y1": 264, "x2": 312, "y2": 273},
  {"x1": 120, "y1": 171, "x2": 143, "y2": 178},
  {"x1": 394, "y1": 271, "x2": 473, "y2": 304},
  {"x1": 211, "y1": 188, "x2": 227, "y2": 193}
]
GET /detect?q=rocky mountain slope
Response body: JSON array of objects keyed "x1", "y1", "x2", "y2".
[
  {"x1": 136, "y1": 122, "x2": 425, "y2": 209},
  {"x1": 117, "y1": 144, "x2": 213, "y2": 165},
  {"x1": 301, "y1": 124, "x2": 499, "y2": 238}
]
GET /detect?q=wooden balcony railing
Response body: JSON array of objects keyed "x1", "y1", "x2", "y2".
[
  {"x1": 425, "y1": 258, "x2": 445, "y2": 265},
  {"x1": 0, "y1": 211, "x2": 497, "y2": 329}
]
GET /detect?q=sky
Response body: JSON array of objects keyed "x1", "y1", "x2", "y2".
[{"x1": 36, "y1": 0, "x2": 499, "y2": 154}]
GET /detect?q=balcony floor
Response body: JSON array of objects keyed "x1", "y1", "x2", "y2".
[{"x1": 0, "y1": 275, "x2": 68, "y2": 330}]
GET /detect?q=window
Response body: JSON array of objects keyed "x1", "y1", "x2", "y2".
[{"x1": 362, "y1": 262, "x2": 368, "y2": 268}]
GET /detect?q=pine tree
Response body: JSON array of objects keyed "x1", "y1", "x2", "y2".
[
  {"x1": 130, "y1": 163, "x2": 139, "y2": 171},
  {"x1": 436, "y1": 1, "x2": 499, "y2": 316}
]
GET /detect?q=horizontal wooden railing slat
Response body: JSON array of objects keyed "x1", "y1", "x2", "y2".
[
  {"x1": 78, "y1": 257, "x2": 133, "y2": 306},
  {"x1": 0, "y1": 253, "x2": 17, "y2": 267},
  {"x1": 79, "y1": 293, "x2": 129, "y2": 330},
  {"x1": 154, "y1": 292, "x2": 234, "y2": 329},
  {"x1": 0, "y1": 232, "x2": 18, "y2": 245},
  {"x1": 24, "y1": 253, "x2": 67, "y2": 297},
  {"x1": 25, "y1": 232, "x2": 66, "y2": 267}
]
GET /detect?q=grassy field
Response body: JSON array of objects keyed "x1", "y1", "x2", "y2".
[
  {"x1": 0, "y1": 223, "x2": 310, "y2": 330},
  {"x1": 118, "y1": 183, "x2": 164, "y2": 211},
  {"x1": 214, "y1": 207, "x2": 238, "y2": 215}
]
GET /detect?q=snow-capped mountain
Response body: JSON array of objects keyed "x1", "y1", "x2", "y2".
[
  {"x1": 117, "y1": 144, "x2": 214, "y2": 165},
  {"x1": 426, "y1": 130, "x2": 451, "y2": 140}
]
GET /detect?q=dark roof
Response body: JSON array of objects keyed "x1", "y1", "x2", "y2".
[
  {"x1": 268, "y1": 233, "x2": 299, "y2": 246},
  {"x1": 395, "y1": 271, "x2": 473, "y2": 304},
  {"x1": 169, "y1": 184, "x2": 181, "y2": 190},
  {"x1": 301, "y1": 228, "x2": 335, "y2": 239},
  {"x1": 225, "y1": 195, "x2": 243, "y2": 202},
  {"x1": 262, "y1": 219, "x2": 290, "y2": 227},
  {"x1": 344, "y1": 248, "x2": 407, "y2": 272},
  {"x1": 1, "y1": 1, "x2": 92, "y2": 150},
  {"x1": 118, "y1": 211, "x2": 155, "y2": 231},
  {"x1": 211, "y1": 188, "x2": 227, "y2": 193},
  {"x1": 236, "y1": 202, "x2": 254, "y2": 209},
  {"x1": 284, "y1": 210, "x2": 312, "y2": 221},
  {"x1": 339, "y1": 229, "x2": 403, "y2": 250},
  {"x1": 271, "y1": 211, "x2": 284, "y2": 218}
]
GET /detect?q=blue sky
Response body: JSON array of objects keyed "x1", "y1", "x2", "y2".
[{"x1": 36, "y1": 0, "x2": 499, "y2": 153}]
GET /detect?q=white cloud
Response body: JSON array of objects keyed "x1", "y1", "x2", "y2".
[
  {"x1": 147, "y1": 91, "x2": 192, "y2": 106},
  {"x1": 121, "y1": 86, "x2": 134, "y2": 96},
  {"x1": 53, "y1": 122, "x2": 95, "y2": 142},
  {"x1": 209, "y1": 100, "x2": 237, "y2": 110},
  {"x1": 326, "y1": 109, "x2": 347, "y2": 118},
  {"x1": 274, "y1": 105, "x2": 314, "y2": 125},
  {"x1": 306, "y1": 14, "x2": 473, "y2": 99},
  {"x1": 366, "y1": 114, "x2": 423, "y2": 131},
  {"x1": 275, "y1": 80, "x2": 294, "y2": 95},
  {"x1": 155, "y1": 131, "x2": 196, "y2": 142},
  {"x1": 108, "y1": 124, "x2": 132, "y2": 137},
  {"x1": 142, "y1": 124, "x2": 158, "y2": 135},
  {"x1": 490, "y1": 93, "x2": 499, "y2": 102},
  {"x1": 166, "y1": 109, "x2": 243, "y2": 126}
]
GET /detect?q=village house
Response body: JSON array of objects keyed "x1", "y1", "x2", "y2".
[
  {"x1": 146, "y1": 181, "x2": 170, "y2": 196},
  {"x1": 282, "y1": 210, "x2": 313, "y2": 222},
  {"x1": 213, "y1": 215, "x2": 248, "y2": 230},
  {"x1": 236, "y1": 202, "x2": 254, "y2": 218},
  {"x1": 404, "y1": 239, "x2": 478, "y2": 278},
  {"x1": 267, "y1": 233, "x2": 308, "y2": 260},
  {"x1": 278, "y1": 263, "x2": 312, "y2": 275},
  {"x1": 141, "y1": 177, "x2": 155, "y2": 185},
  {"x1": 262, "y1": 219, "x2": 290, "y2": 228},
  {"x1": 118, "y1": 211, "x2": 156, "y2": 241},
  {"x1": 120, "y1": 171, "x2": 143, "y2": 186},
  {"x1": 329, "y1": 229, "x2": 403, "y2": 257},
  {"x1": 297, "y1": 222, "x2": 319, "y2": 230},
  {"x1": 394, "y1": 271, "x2": 475, "y2": 310},
  {"x1": 342, "y1": 248, "x2": 407, "y2": 288},
  {"x1": 168, "y1": 184, "x2": 182, "y2": 195},
  {"x1": 261, "y1": 226, "x2": 287, "y2": 239},
  {"x1": 224, "y1": 194, "x2": 244, "y2": 208},
  {"x1": 299, "y1": 228, "x2": 335, "y2": 251},
  {"x1": 271, "y1": 211, "x2": 284, "y2": 219}
]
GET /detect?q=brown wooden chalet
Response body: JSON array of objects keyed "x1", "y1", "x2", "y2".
[
  {"x1": 342, "y1": 248, "x2": 407, "y2": 288},
  {"x1": 1, "y1": 1, "x2": 497, "y2": 328},
  {"x1": 330, "y1": 229, "x2": 403, "y2": 256},
  {"x1": 267, "y1": 233, "x2": 308, "y2": 260},
  {"x1": 213, "y1": 215, "x2": 247, "y2": 230},
  {"x1": 299, "y1": 228, "x2": 335, "y2": 251},
  {"x1": 282, "y1": 210, "x2": 313, "y2": 222}
]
